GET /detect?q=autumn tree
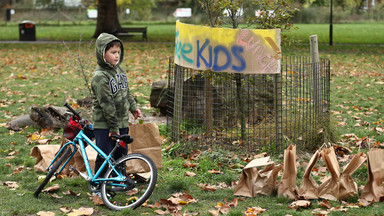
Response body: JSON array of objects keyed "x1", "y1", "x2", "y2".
[{"x1": 92, "y1": 0, "x2": 121, "y2": 38}]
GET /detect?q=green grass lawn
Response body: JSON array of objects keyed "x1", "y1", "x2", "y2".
[
  {"x1": 0, "y1": 24, "x2": 384, "y2": 215},
  {"x1": 287, "y1": 23, "x2": 384, "y2": 44},
  {"x1": 0, "y1": 24, "x2": 176, "y2": 42},
  {"x1": 1, "y1": 22, "x2": 384, "y2": 44}
]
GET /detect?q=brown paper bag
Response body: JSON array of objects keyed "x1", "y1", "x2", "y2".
[
  {"x1": 255, "y1": 163, "x2": 282, "y2": 196},
  {"x1": 234, "y1": 157, "x2": 272, "y2": 197},
  {"x1": 318, "y1": 147, "x2": 340, "y2": 201},
  {"x1": 278, "y1": 144, "x2": 299, "y2": 199},
  {"x1": 128, "y1": 123, "x2": 163, "y2": 170},
  {"x1": 299, "y1": 150, "x2": 321, "y2": 199},
  {"x1": 234, "y1": 157, "x2": 281, "y2": 197},
  {"x1": 30, "y1": 145, "x2": 61, "y2": 172},
  {"x1": 360, "y1": 149, "x2": 384, "y2": 202},
  {"x1": 234, "y1": 166, "x2": 259, "y2": 197},
  {"x1": 338, "y1": 152, "x2": 366, "y2": 200}
]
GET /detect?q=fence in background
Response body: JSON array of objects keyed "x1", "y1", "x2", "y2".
[{"x1": 166, "y1": 56, "x2": 330, "y2": 152}]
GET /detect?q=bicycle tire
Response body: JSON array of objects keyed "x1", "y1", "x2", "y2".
[
  {"x1": 100, "y1": 153, "x2": 157, "y2": 210},
  {"x1": 33, "y1": 146, "x2": 72, "y2": 197}
]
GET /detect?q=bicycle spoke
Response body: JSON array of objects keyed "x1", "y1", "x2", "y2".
[{"x1": 100, "y1": 154, "x2": 157, "y2": 210}]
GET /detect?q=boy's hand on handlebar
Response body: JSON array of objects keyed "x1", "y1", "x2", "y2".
[
  {"x1": 109, "y1": 131, "x2": 120, "y2": 140},
  {"x1": 132, "y1": 109, "x2": 142, "y2": 119}
]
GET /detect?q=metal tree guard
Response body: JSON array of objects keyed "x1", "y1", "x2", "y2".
[{"x1": 166, "y1": 56, "x2": 330, "y2": 152}]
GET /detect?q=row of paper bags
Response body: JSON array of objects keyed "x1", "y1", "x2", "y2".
[
  {"x1": 31, "y1": 123, "x2": 163, "y2": 176},
  {"x1": 234, "y1": 144, "x2": 384, "y2": 202}
]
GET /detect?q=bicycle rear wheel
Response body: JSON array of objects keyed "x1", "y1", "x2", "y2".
[
  {"x1": 100, "y1": 153, "x2": 157, "y2": 210},
  {"x1": 34, "y1": 146, "x2": 72, "y2": 197}
]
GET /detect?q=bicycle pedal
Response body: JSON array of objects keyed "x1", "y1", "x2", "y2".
[
  {"x1": 69, "y1": 165, "x2": 91, "y2": 181},
  {"x1": 69, "y1": 165, "x2": 80, "y2": 175}
]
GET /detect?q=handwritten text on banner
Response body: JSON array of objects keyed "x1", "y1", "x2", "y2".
[{"x1": 174, "y1": 21, "x2": 281, "y2": 74}]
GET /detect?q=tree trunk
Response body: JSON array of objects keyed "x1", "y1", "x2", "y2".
[{"x1": 93, "y1": 0, "x2": 121, "y2": 38}]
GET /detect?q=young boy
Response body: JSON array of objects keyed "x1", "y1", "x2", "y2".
[{"x1": 91, "y1": 33, "x2": 141, "y2": 176}]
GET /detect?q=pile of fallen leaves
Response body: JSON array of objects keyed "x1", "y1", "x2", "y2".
[{"x1": 4, "y1": 125, "x2": 384, "y2": 215}]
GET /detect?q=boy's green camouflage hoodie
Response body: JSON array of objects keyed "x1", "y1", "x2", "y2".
[{"x1": 91, "y1": 33, "x2": 137, "y2": 133}]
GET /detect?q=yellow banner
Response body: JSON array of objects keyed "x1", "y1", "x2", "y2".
[{"x1": 174, "y1": 21, "x2": 281, "y2": 74}]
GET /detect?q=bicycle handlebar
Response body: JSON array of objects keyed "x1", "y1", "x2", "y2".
[
  {"x1": 64, "y1": 102, "x2": 81, "y2": 120},
  {"x1": 111, "y1": 134, "x2": 134, "y2": 144}
]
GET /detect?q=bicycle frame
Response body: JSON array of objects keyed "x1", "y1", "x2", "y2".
[{"x1": 46, "y1": 130, "x2": 126, "y2": 185}]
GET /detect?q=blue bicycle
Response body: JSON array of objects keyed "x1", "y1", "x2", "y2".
[{"x1": 34, "y1": 103, "x2": 157, "y2": 210}]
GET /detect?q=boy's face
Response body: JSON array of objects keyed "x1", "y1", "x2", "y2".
[{"x1": 105, "y1": 45, "x2": 121, "y2": 66}]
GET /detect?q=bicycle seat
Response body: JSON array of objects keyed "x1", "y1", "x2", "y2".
[{"x1": 111, "y1": 134, "x2": 134, "y2": 144}]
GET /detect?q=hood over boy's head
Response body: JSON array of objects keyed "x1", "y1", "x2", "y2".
[{"x1": 95, "y1": 33, "x2": 124, "y2": 68}]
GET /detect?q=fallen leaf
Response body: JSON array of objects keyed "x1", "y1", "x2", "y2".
[
  {"x1": 318, "y1": 200, "x2": 332, "y2": 209},
  {"x1": 208, "y1": 209, "x2": 219, "y2": 216},
  {"x1": 208, "y1": 169, "x2": 222, "y2": 174},
  {"x1": 342, "y1": 133, "x2": 358, "y2": 140},
  {"x1": 217, "y1": 182, "x2": 233, "y2": 189},
  {"x1": 199, "y1": 184, "x2": 217, "y2": 191},
  {"x1": 146, "y1": 201, "x2": 161, "y2": 208},
  {"x1": 50, "y1": 193, "x2": 62, "y2": 199},
  {"x1": 185, "y1": 171, "x2": 196, "y2": 177},
  {"x1": 3, "y1": 181, "x2": 19, "y2": 189},
  {"x1": 59, "y1": 206, "x2": 72, "y2": 213},
  {"x1": 312, "y1": 208, "x2": 329, "y2": 215},
  {"x1": 217, "y1": 204, "x2": 230, "y2": 214},
  {"x1": 288, "y1": 200, "x2": 311, "y2": 210},
  {"x1": 177, "y1": 191, "x2": 198, "y2": 204},
  {"x1": 330, "y1": 206, "x2": 348, "y2": 212},
  {"x1": 373, "y1": 127, "x2": 384, "y2": 134},
  {"x1": 91, "y1": 194, "x2": 104, "y2": 205},
  {"x1": 244, "y1": 206, "x2": 266, "y2": 215},
  {"x1": 354, "y1": 122, "x2": 362, "y2": 127},
  {"x1": 358, "y1": 198, "x2": 374, "y2": 207},
  {"x1": 8, "y1": 150, "x2": 18, "y2": 156},
  {"x1": 42, "y1": 184, "x2": 60, "y2": 193},
  {"x1": 36, "y1": 211, "x2": 55, "y2": 216},
  {"x1": 126, "y1": 188, "x2": 138, "y2": 196},
  {"x1": 63, "y1": 190, "x2": 81, "y2": 196},
  {"x1": 157, "y1": 191, "x2": 196, "y2": 213},
  {"x1": 189, "y1": 150, "x2": 202, "y2": 160},
  {"x1": 67, "y1": 207, "x2": 94, "y2": 216},
  {"x1": 154, "y1": 209, "x2": 167, "y2": 215},
  {"x1": 182, "y1": 160, "x2": 198, "y2": 168},
  {"x1": 352, "y1": 116, "x2": 361, "y2": 120},
  {"x1": 333, "y1": 145, "x2": 351, "y2": 156}
]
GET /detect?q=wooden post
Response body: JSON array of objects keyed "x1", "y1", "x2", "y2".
[
  {"x1": 274, "y1": 73, "x2": 283, "y2": 151},
  {"x1": 310, "y1": 35, "x2": 321, "y2": 116}
]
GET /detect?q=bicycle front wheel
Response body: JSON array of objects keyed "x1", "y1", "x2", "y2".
[
  {"x1": 34, "y1": 146, "x2": 72, "y2": 197},
  {"x1": 100, "y1": 153, "x2": 157, "y2": 210}
]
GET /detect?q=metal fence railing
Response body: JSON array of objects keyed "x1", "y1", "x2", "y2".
[{"x1": 166, "y1": 56, "x2": 330, "y2": 152}]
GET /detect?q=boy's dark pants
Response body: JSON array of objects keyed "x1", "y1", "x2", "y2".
[{"x1": 94, "y1": 128, "x2": 129, "y2": 177}]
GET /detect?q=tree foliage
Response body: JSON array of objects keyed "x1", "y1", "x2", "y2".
[
  {"x1": 198, "y1": 0, "x2": 298, "y2": 43},
  {"x1": 116, "y1": 0, "x2": 157, "y2": 20}
]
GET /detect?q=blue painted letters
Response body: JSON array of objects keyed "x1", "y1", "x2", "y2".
[{"x1": 175, "y1": 30, "x2": 247, "y2": 72}]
